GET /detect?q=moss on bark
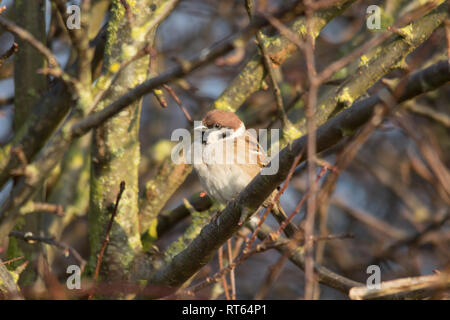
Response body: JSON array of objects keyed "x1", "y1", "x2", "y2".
[
  {"x1": 211, "y1": 1, "x2": 356, "y2": 113},
  {"x1": 88, "y1": 0, "x2": 174, "y2": 282},
  {"x1": 10, "y1": 0, "x2": 47, "y2": 286}
]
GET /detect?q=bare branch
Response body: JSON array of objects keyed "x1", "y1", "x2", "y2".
[
  {"x1": 0, "y1": 258, "x2": 23, "y2": 299},
  {"x1": 149, "y1": 60, "x2": 450, "y2": 292},
  {"x1": 8, "y1": 231, "x2": 85, "y2": 272},
  {"x1": 0, "y1": 14, "x2": 73, "y2": 83},
  {"x1": 349, "y1": 273, "x2": 450, "y2": 300},
  {"x1": 0, "y1": 42, "x2": 17, "y2": 68},
  {"x1": 246, "y1": 0, "x2": 291, "y2": 129},
  {"x1": 70, "y1": 0, "x2": 306, "y2": 137}
]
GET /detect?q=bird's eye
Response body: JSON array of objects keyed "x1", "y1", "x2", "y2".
[{"x1": 215, "y1": 123, "x2": 221, "y2": 129}]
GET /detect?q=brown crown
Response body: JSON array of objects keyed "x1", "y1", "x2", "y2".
[{"x1": 202, "y1": 109, "x2": 242, "y2": 130}]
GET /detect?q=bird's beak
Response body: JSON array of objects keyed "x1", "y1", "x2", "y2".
[{"x1": 194, "y1": 124, "x2": 207, "y2": 132}]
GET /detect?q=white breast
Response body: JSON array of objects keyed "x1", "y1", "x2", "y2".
[{"x1": 192, "y1": 139, "x2": 254, "y2": 204}]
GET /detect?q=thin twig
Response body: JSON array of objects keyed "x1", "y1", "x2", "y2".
[
  {"x1": 0, "y1": 256, "x2": 24, "y2": 265},
  {"x1": 162, "y1": 84, "x2": 193, "y2": 123},
  {"x1": 333, "y1": 197, "x2": 406, "y2": 240},
  {"x1": 317, "y1": 1, "x2": 438, "y2": 84},
  {"x1": 368, "y1": 211, "x2": 450, "y2": 266},
  {"x1": 254, "y1": 165, "x2": 330, "y2": 299},
  {"x1": 120, "y1": 0, "x2": 134, "y2": 24},
  {"x1": 254, "y1": 250, "x2": 287, "y2": 299},
  {"x1": 153, "y1": 88, "x2": 168, "y2": 108},
  {"x1": 89, "y1": 44, "x2": 153, "y2": 114},
  {"x1": 175, "y1": 240, "x2": 285, "y2": 298},
  {"x1": 150, "y1": 60, "x2": 450, "y2": 293},
  {"x1": 40, "y1": 246, "x2": 68, "y2": 300},
  {"x1": 0, "y1": 16, "x2": 57, "y2": 66},
  {"x1": 0, "y1": 42, "x2": 18, "y2": 68},
  {"x1": 404, "y1": 101, "x2": 450, "y2": 128},
  {"x1": 243, "y1": 147, "x2": 304, "y2": 253},
  {"x1": 303, "y1": 0, "x2": 319, "y2": 299},
  {"x1": 254, "y1": 222, "x2": 363, "y2": 295},
  {"x1": 8, "y1": 231, "x2": 85, "y2": 271},
  {"x1": 148, "y1": 47, "x2": 169, "y2": 109},
  {"x1": 9, "y1": 146, "x2": 29, "y2": 176},
  {"x1": 89, "y1": 181, "x2": 126, "y2": 300},
  {"x1": 0, "y1": 14, "x2": 73, "y2": 84},
  {"x1": 262, "y1": 1, "x2": 440, "y2": 88},
  {"x1": 246, "y1": 0, "x2": 290, "y2": 129},
  {"x1": 70, "y1": 0, "x2": 305, "y2": 137},
  {"x1": 349, "y1": 272, "x2": 450, "y2": 300},
  {"x1": 21, "y1": 202, "x2": 65, "y2": 217},
  {"x1": 314, "y1": 104, "x2": 390, "y2": 279},
  {"x1": 271, "y1": 165, "x2": 328, "y2": 240},
  {"x1": 52, "y1": 0, "x2": 92, "y2": 86},
  {"x1": 32, "y1": 202, "x2": 64, "y2": 217},
  {"x1": 218, "y1": 246, "x2": 231, "y2": 300},
  {"x1": 227, "y1": 239, "x2": 236, "y2": 300},
  {"x1": 395, "y1": 114, "x2": 450, "y2": 197},
  {"x1": 258, "y1": 11, "x2": 306, "y2": 50}
]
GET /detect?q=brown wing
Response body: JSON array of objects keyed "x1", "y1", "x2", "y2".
[
  {"x1": 232, "y1": 130, "x2": 269, "y2": 179},
  {"x1": 245, "y1": 130, "x2": 269, "y2": 167}
]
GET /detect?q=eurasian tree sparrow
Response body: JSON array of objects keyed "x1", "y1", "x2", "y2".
[{"x1": 191, "y1": 109, "x2": 297, "y2": 237}]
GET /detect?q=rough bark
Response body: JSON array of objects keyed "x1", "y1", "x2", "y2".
[
  {"x1": 0, "y1": 259, "x2": 22, "y2": 299},
  {"x1": 139, "y1": 159, "x2": 191, "y2": 234},
  {"x1": 8, "y1": 0, "x2": 47, "y2": 286},
  {"x1": 41, "y1": 136, "x2": 90, "y2": 264},
  {"x1": 88, "y1": 0, "x2": 178, "y2": 282}
]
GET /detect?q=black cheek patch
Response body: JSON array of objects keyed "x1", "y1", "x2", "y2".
[{"x1": 202, "y1": 131, "x2": 206, "y2": 144}]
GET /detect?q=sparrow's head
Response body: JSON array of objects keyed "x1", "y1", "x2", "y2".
[{"x1": 195, "y1": 110, "x2": 245, "y2": 144}]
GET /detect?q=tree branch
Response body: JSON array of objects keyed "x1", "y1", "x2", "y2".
[
  {"x1": 149, "y1": 60, "x2": 450, "y2": 291},
  {"x1": 0, "y1": 15, "x2": 58, "y2": 67},
  {"x1": 211, "y1": 0, "x2": 356, "y2": 113},
  {"x1": 255, "y1": 223, "x2": 362, "y2": 294},
  {"x1": 349, "y1": 272, "x2": 450, "y2": 300},
  {"x1": 69, "y1": 0, "x2": 306, "y2": 138},
  {"x1": 289, "y1": 2, "x2": 447, "y2": 138},
  {"x1": 0, "y1": 1, "x2": 304, "y2": 246},
  {"x1": 0, "y1": 28, "x2": 108, "y2": 192},
  {"x1": 0, "y1": 258, "x2": 23, "y2": 299},
  {"x1": 8, "y1": 231, "x2": 86, "y2": 272}
]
